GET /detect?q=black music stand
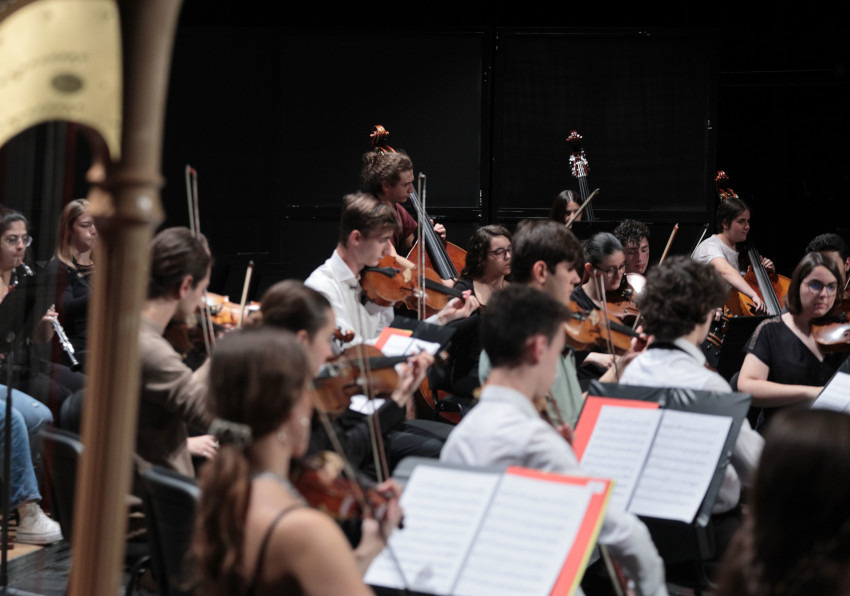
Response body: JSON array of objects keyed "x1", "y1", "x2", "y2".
[{"x1": 585, "y1": 380, "x2": 751, "y2": 588}]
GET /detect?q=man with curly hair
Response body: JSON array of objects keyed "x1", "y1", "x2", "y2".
[
  {"x1": 613, "y1": 219, "x2": 651, "y2": 275},
  {"x1": 620, "y1": 256, "x2": 763, "y2": 517}
]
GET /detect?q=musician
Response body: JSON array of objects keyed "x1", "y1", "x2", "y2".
[
  {"x1": 134, "y1": 227, "x2": 219, "y2": 483},
  {"x1": 737, "y1": 252, "x2": 844, "y2": 431},
  {"x1": 620, "y1": 257, "x2": 763, "y2": 517},
  {"x1": 44, "y1": 198, "x2": 96, "y2": 369},
  {"x1": 191, "y1": 327, "x2": 401, "y2": 595},
  {"x1": 361, "y1": 149, "x2": 446, "y2": 257},
  {"x1": 548, "y1": 189, "x2": 583, "y2": 229},
  {"x1": 304, "y1": 193, "x2": 477, "y2": 352},
  {"x1": 613, "y1": 219, "x2": 651, "y2": 275},
  {"x1": 257, "y1": 280, "x2": 444, "y2": 475},
  {"x1": 0, "y1": 207, "x2": 84, "y2": 418},
  {"x1": 805, "y1": 232, "x2": 849, "y2": 287},
  {"x1": 692, "y1": 197, "x2": 775, "y2": 315},
  {"x1": 476, "y1": 220, "x2": 583, "y2": 424},
  {"x1": 442, "y1": 284, "x2": 667, "y2": 596},
  {"x1": 717, "y1": 409, "x2": 850, "y2": 595},
  {"x1": 0, "y1": 388, "x2": 62, "y2": 545},
  {"x1": 447, "y1": 225, "x2": 511, "y2": 395},
  {"x1": 570, "y1": 232, "x2": 630, "y2": 382}
]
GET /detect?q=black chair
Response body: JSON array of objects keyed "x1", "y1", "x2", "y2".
[
  {"x1": 40, "y1": 427, "x2": 150, "y2": 596},
  {"x1": 140, "y1": 466, "x2": 200, "y2": 596},
  {"x1": 39, "y1": 427, "x2": 82, "y2": 542}
]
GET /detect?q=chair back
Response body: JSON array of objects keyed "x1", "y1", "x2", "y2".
[
  {"x1": 40, "y1": 427, "x2": 83, "y2": 541},
  {"x1": 141, "y1": 466, "x2": 200, "y2": 596}
]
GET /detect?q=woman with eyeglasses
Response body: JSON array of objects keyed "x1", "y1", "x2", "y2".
[
  {"x1": 569, "y1": 232, "x2": 636, "y2": 387},
  {"x1": 44, "y1": 199, "x2": 96, "y2": 369},
  {"x1": 738, "y1": 252, "x2": 844, "y2": 431},
  {"x1": 440, "y1": 226, "x2": 512, "y2": 397},
  {"x1": 0, "y1": 207, "x2": 85, "y2": 420}
]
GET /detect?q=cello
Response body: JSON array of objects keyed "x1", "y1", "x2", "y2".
[{"x1": 369, "y1": 125, "x2": 467, "y2": 282}]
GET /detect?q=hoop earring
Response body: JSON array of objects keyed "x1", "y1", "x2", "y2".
[{"x1": 276, "y1": 430, "x2": 288, "y2": 444}]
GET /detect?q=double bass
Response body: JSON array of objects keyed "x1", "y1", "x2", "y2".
[
  {"x1": 715, "y1": 171, "x2": 790, "y2": 317},
  {"x1": 369, "y1": 125, "x2": 467, "y2": 282},
  {"x1": 566, "y1": 130, "x2": 596, "y2": 222}
]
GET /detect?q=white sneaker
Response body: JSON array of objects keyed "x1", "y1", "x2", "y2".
[{"x1": 16, "y1": 502, "x2": 63, "y2": 545}]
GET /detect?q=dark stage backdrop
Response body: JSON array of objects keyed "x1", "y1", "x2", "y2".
[{"x1": 492, "y1": 28, "x2": 715, "y2": 220}]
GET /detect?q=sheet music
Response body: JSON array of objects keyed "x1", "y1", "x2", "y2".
[
  {"x1": 348, "y1": 394, "x2": 386, "y2": 414},
  {"x1": 812, "y1": 371, "x2": 850, "y2": 412},
  {"x1": 578, "y1": 406, "x2": 662, "y2": 511},
  {"x1": 380, "y1": 334, "x2": 441, "y2": 357},
  {"x1": 452, "y1": 474, "x2": 596, "y2": 596},
  {"x1": 364, "y1": 466, "x2": 500, "y2": 594},
  {"x1": 628, "y1": 410, "x2": 732, "y2": 523}
]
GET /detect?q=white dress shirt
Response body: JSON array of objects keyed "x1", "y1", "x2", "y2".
[
  {"x1": 442, "y1": 384, "x2": 667, "y2": 596},
  {"x1": 305, "y1": 249, "x2": 395, "y2": 353}
]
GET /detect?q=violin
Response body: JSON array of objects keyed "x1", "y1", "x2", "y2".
[
  {"x1": 360, "y1": 255, "x2": 467, "y2": 318},
  {"x1": 564, "y1": 301, "x2": 640, "y2": 355},
  {"x1": 605, "y1": 273, "x2": 644, "y2": 327},
  {"x1": 813, "y1": 298, "x2": 850, "y2": 353},
  {"x1": 205, "y1": 292, "x2": 260, "y2": 328},
  {"x1": 370, "y1": 125, "x2": 467, "y2": 281},
  {"x1": 290, "y1": 452, "x2": 393, "y2": 521},
  {"x1": 312, "y1": 344, "x2": 408, "y2": 413}
]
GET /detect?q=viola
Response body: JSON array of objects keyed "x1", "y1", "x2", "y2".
[
  {"x1": 312, "y1": 344, "x2": 408, "y2": 413},
  {"x1": 360, "y1": 255, "x2": 467, "y2": 318},
  {"x1": 290, "y1": 452, "x2": 393, "y2": 521},
  {"x1": 564, "y1": 301, "x2": 640, "y2": 355},
  {"x1": 370, "y1": 125, "x2": 467, "y2": 281}
]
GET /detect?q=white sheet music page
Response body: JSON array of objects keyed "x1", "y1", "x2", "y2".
[
  {"x1": 452, "y1": 473, "x2": 597, "y2": 596},
  {"x1": 812, "y1": 371, "x2": 850, "y2": 412},
  {"x1": 578, "y1": 405, "x2": 662, "y2": 511},
  {"x1": 364, "y1": 465, "x2": 500, "y2": 594},
  {"x1": 628, "y1": 410, "x2": 732, "y2": 523}
]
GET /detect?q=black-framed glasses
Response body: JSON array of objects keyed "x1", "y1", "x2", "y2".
[
  {"x1": 595, "y1": 262, "x2": 627, "y2": 277},
  {"x1": 488, "y1": 246, "x2": 511, "y2": 259},
  {"x1": 3, "y1": 234, "x2": 32, "y2": 248},
  {"x1": 805, "y1": 280, "x2": 837, "y2": 295}
]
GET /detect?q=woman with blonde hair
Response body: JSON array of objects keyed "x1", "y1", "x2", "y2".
[{"x1": 45, "y1": 198, "x2": 96, "y2": 367}]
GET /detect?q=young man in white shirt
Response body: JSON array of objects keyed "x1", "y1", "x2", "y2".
[{"x1": 443, "y1": 284, "x2": 667, "y2": 596}]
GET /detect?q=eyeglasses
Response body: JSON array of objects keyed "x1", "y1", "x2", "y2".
[
  {"x1": 595, "y1": 263, "x2": 627, "y2": 277},
  {"x1": 488, "y1": 246, "x2": 512, "y2": 259},
  {"x1": 2, "y1": 234, "x2": 32, "y2": 248},
  {"x1": 805, "y1": 280, "x2": 837, "y2": 295}
]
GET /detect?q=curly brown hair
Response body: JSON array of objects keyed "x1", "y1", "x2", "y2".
[
  {"x1": 637, "y1": 256, "x2": 727, "y2": 339},
  {"x1": 460, "y1": 224, "x2": 512, "y2": 280},
  {"x1": 360, "y1": 150, "x2": 413, "y2": 196},
  {"x1": 191, "y1": 327, "x2": 309, "y2": 596}
]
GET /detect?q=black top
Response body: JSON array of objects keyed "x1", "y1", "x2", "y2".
[
  {"x1": 745, "y1": 316, "x2": 843, "y2": 430},
  {"x1": 44, "y1": 258, "x2": 92, "y2": 353}
]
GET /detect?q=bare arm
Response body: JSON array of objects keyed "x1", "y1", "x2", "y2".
[
  {"x1": 709, "y1": 257, "x2": 766, "y2": 314},
  {"x1": 272, "y1": 509, "x2": 376, "y2": 595},
  {"x1": 737, "y1": 352, "x2": 822, "y2": 407}
]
